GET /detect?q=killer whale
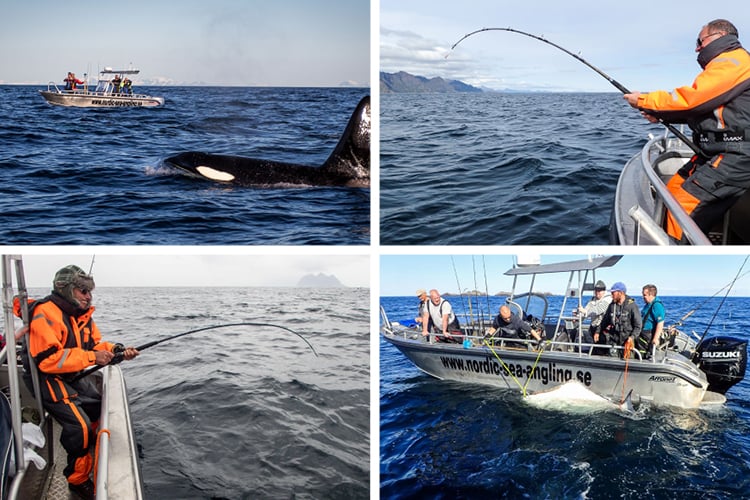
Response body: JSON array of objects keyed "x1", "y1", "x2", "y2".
[{"x1": 164, "y1": 95, "x2": 370, "y2": 187}]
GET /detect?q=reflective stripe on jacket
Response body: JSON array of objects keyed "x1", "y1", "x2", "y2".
[{"x1": 16, "y1": 296, "x2": 114, "y2": 374}]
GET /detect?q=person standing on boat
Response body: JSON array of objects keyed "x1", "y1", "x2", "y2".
[
  {"x1": 624, "y1": 19, "x2": 750, "y2": 242},
  {"x1": 422, "y1": 289, "x2": 461, "y2": 343},
  {"x1": 415, "y1": 289, "x2": 429, "y2": 326},
  {"x1": 63, "y1": 72, "x2": 84, "y2": 91},
  {"x1": 111, "y1": 74, "x2": 122, "y2": 94},
  {"x1": 488, "y1": 305, "x2": 542, "y2": 343},
  {"x1": 18, "y1": 265, "x2": 139, "y2": 500},
  {"x1": 639, "y1": 284, "x2": 665, "y2": 356},
  {"x1": 573, "y1": 280, "x2": 611, "y2": 345},
  {"x1": 595, "y1": 282, "x2": 642, "y2": 357}
]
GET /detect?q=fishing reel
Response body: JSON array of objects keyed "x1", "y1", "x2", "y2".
[{"x1": 110, "y1": 343, "x2": 126, "y2": 365}]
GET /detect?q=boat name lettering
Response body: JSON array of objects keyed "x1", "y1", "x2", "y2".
[
  {"x1": 90, "y1": 99, "x2": 144, "y2": 107},
  {"x1": 648, "y1": 375, "x2": 676, "y2": 383},
  {"x1": 438, "y1": 355, "x2": 593, "y2": 386},
  {"x1": 701, "y1": 351, "x2": 741, "y2": 359}
]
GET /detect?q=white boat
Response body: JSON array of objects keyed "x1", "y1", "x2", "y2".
[
  {"x1": 610, "y1": 127, "x2": 750, "y2": 245},
  {"x1": 381, "y1": 255, "x2": 748, "y2": 409},
  {"x1": 0, "y1": 255, "x2": 143, "y2": 499},
  {"x1": 39, "y1": 68, "x2": 164, "y2": 108}
]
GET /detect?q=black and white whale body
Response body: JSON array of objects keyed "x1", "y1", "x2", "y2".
[{"x1": 164, "y1": 96, "x2": 370, "y2": 187}]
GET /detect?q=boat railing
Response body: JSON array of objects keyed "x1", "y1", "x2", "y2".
[
  {"x1": 384, "y1": 321, "x2": 650, "y2": 362},
  {"x1": 95, "y1": 366, "x2": 112, "y2": 497},
  {"x1": 45, "y1": 80, "x2": 153, "y2": 99},
  {"x1": 630, "y1": 133, "x2": 712, "y2": 245}
]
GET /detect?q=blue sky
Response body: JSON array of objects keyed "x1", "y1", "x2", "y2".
[
  {"x1": 381, "y1": 0, "x2": 747, "y2": 92},
  {"x1": 0, "y1": 0, "x2": 369, "y2": 86},
  {"x1": 19, "y1": 254, "x2": 370, "y2": 288},
  {"x1": 380, "y1": 253, "x2": 750, "y2": 297}
]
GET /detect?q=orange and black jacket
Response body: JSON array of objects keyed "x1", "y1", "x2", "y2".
[
  {"x1": 636, "y1": 35, "x2": 750, "y2": 182},
  {"x1": 15, "y1": 294, "x2": 116, "y2": 375}
]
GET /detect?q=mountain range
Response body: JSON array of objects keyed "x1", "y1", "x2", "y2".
[{"x1": 380, "y1": 71, "x2": 482, "y2": 93}]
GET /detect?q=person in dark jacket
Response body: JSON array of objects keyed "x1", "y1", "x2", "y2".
[
  {"x1": 489, "y1": 305, "x2": 542, "y2": 343},
  {"x1": 624, "y1": 19, "x2": 750, "y2": 242},
  {"x1": 595, "y1": 282, "x2": 642, "y2": 357}
]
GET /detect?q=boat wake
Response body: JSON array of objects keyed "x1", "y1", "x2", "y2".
[{"x1": 523, "y1": 381, "x2": 646, "y2": 419}]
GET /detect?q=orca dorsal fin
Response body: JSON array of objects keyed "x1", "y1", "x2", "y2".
[{"x1": 322, "y1": 95, "x2": 370, "y2": 185}]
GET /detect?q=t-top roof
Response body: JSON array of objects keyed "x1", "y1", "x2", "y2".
[{"x1": 504, "y1": 255, "x2": 622, "y2": 276}]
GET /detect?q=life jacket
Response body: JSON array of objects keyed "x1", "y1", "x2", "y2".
[{"x1": 637, "y1": 35, "x2": 750, "y2": 185}]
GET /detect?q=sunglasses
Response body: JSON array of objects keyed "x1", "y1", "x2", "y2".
[{"x1": 696, "y1": 32, "x2": 723, "y2": 49}]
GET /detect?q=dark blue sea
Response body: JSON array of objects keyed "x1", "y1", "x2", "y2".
[
  {"x1": 380, "y1": 294, "x2": 750, "y2": 499},
  {"x1": 0, "y1": 86, "x2": 369, "y2": 245},
  {"x1": 380, "y1": 92, "x2": 668, "y2": 245},
  {"x1": 29, "y1": 286, "x2": 370, "y2": 499}
]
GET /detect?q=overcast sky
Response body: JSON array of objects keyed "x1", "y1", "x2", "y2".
[
  {"x1": 0, "y1": 0, "x2": 369, "y2": 86},
  {"x1": 381, "y1": 0, "x2": 747, "y2": 92},
  {"x1": 16, "y1": 253, "x2": 369, "y2": 289},
  {"x1": 381, "y1": 253, "x2": 750, "y2": 297}
]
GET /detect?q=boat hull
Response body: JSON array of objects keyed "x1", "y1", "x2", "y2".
[
  {"x1": 383, "y1": 333, "x2": 710, "y2": 409},
  {"x1": 39, "y1": 90, "x2": 164, "y2": 108}
]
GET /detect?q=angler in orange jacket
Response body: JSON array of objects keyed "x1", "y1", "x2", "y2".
[
  {"x1": 624, "y1": 19, "x2": 750, "y2": 242},
  {"x1": 18, "y1": 265, "x2": 139, "y2": 500}
]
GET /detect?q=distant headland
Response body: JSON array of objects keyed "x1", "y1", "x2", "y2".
[{"x1": 380, "y1": 71, "x2": 482, "y2": 93}]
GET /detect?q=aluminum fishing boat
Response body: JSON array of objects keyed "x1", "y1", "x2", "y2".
[
  {"x1": 381, "y1": 256, "x2": 747, "y2": 409},
  {"x1": 610, "y1": 127, "x2": 750, "y2": 245},
  {"x1": 0, "y1": 255, "x2": 143, "y2": 499},
  {"x1": 39, "y1": 68, "x2": 164, "y2": 108}
]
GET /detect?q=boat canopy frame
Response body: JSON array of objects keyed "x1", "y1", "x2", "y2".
[{"x1": 504, "y1": 255, "x2": 622, "y2": 352}]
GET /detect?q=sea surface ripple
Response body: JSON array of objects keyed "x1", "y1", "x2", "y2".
[
  {"x1": 380, "y1": 92, "x2": 669, "y2": 245},
  {"x1": 0, "y1": 86, "x2": 369, "y2": 245},
  {"x1": 72, "y1": 286, "x2": 370, "y2": 499}
]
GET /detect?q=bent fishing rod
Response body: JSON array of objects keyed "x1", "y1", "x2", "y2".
[
  {"x1": 71, "y1": 321, "x2": 318, "y2": 382},
  {"x1": 449, "y1": 27, "x2": 702, "y2": 156},
  {"x1": 670, "y1": 265, "x2": 750, "y2": 329},
  {"x1": 695, "y1": 255, "x2": 749, "y2": 346}
]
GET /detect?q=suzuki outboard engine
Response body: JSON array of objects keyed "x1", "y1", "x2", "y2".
[{"x1": 695, "y1": 336, "x2": 748, "y2": 394}]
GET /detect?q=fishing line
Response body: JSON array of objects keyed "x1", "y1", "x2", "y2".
[
  {"x1": 450, "y1": 256, "x2": 469, "y2": 322},
  {"x1": 482, "y1": 256, "x2": 492, "y2": 324},
  {"x1": 72, "y1": 321, "x2": 317, "y2": 382},
  {"x1": 671, "y1": 266, "x2": 750, "y2": 328},
  {"x1": 448, "y1": 27, "x2": 701, "y2": 155},
  {"x1": 696, "y1": 255, "x2": 749, "y2": 345}
]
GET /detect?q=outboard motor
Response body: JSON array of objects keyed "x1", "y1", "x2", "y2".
[{"x1": 695, "y1": 336, "x2": 748, "y2": 394}]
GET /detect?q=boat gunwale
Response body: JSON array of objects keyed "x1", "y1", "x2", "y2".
[{"x1": 613, "y1": 131, "x2": 712, "y2": 245}]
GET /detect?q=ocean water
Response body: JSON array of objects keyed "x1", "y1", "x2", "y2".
[
  {"x1": 0, "y1": 86, "x2": 369, "y2": 245},
  {"x1": 380, "y1": 294, "x2": 750, "y2": 499},
  {"x1": 380, "y1": 92, "x2": 668, "y2": 245},
  {"x1": 56, "y1": 286, "x2": 371, "y2": 499}
]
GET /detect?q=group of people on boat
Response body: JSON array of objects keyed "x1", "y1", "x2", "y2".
[
  {"x1": 62, "y1": 71, "x2": 134, "y2": 95},
  {"x1": 574, "y1": 280, "x2": 666, "y2": 358},
  {"x1": 414, "y1": 288, "x2": 544, "y2": 346},
  {"x1": 624, "y1": 18, "x2": 750, "y2": 243},
  {"x1": 110, "y1": 74, "x2": 133, "y2": 95},
  {"x1": 414, "y1": 280, "x2": 668, "y2": 359},
  {"x1": 12, "y1": 265, "x2": 139, "y2": 500}
]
